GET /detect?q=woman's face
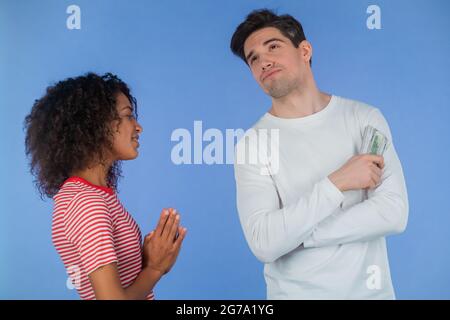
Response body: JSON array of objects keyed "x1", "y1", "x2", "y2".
[{"x1": 111, "y1": 92, "x2": 143, "y2": 160}]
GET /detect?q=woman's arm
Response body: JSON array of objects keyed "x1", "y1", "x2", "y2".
[
  {"x1": 89, "y1": 208, "x2": 186, "y2": 300},
  {"x1": 89, "y1": 263, "x2": 162, "y2": 300}
]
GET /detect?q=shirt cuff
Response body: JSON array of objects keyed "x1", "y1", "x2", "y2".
[
  {"x1": 303, "y1": 236, "x2": 315, "y2": 249},
  {"x1": 322, "y1": 176, "x2": 345, "y2": 207}
]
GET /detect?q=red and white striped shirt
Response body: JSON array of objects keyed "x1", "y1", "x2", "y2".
[{"x1": 52, "y1": 176, "x2": 154, "y2": 300}]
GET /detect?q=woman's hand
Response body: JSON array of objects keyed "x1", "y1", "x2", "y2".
[{"x1": 143, "y1": 208, "x2": 187, "y2": 275}]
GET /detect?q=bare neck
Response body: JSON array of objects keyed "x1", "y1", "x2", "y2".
[
  {"x1": 71, "y1": 163, "x2": 110, "y2": 187},
  {"x1": 269, "y1": 77, "x2": 331, "y2": 119}
]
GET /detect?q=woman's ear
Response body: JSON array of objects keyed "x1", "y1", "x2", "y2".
[{"x1": 111, "y1": 118, "x2": 121, "y2": 133}]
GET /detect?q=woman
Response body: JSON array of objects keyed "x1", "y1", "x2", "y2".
[{"x1": 24, "y1": 72, "x2": 187, "y2": 299}]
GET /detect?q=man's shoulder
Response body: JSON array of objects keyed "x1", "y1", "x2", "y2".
[
  {"x1": 335, "y1": 95, "x2": 378, "y2": 114},
  {"x1": 235, "y1": 113, "x2": 273, "y2": 146},
  {"x1": 334, "y1": 95, "x2": 382, "y2": 123}
]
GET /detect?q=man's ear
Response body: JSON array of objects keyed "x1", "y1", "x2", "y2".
[{"x1": 298, "y1": 40, "x2": 313, "y2": 64}]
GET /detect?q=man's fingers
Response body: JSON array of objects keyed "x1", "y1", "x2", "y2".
[
  {"x1": 365, "y1": 154, "x2": 384, "y2": 167},
  {"x1": 371, "y1": 163, "x2": 382, "y2": 177},
  {"x1": 370, "y1": 172, "x2": 380, "y2": 188},
  {"x1": 155, "y1": 209, "x2": 170, "y2": 236}
]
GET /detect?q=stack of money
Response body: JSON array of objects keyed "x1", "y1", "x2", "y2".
[{"x1": 360, "y1": 125, "x2": 389, "y2": 156}]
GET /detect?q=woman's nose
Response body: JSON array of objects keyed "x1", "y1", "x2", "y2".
[{"x1": 136, "y1": 122, "x2": 143, "y2": 133}]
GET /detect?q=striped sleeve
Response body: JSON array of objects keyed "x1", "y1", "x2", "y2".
[{"x1": 64, "y1": 191, "x2": 118, "y2": 275}]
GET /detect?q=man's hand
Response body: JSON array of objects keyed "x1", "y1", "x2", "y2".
[{"x1": 328, "y1": 154, "x2": 384, "y2": 192}]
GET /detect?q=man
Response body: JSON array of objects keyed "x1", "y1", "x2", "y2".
[{"x1": 230, "y1": 9, "x2": 408, "y2": 299}]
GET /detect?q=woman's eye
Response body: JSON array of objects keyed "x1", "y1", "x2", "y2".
[{"x1": 270, "y1": 44, "x2": 279, "y2": 50}]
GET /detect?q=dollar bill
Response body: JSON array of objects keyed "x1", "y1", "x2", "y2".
[{"x1": 360, "y1": 125, "x2": 389, "y2": 155}]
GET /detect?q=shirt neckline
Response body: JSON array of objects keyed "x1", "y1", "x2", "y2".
[
  {"x1": 63, "y1": 176, "x2": 115, "y2": 195},
  {"x1": 263, "y1": 94, "x2": 338, "y2": 126}
]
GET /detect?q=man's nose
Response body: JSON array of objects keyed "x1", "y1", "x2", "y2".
[{"x1": 261, "y1": 60, "x2": 273, "y2": 72}]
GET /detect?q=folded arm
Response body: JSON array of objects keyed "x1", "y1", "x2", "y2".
[
  {"x1": 303, "y1": 109, "x2": 409, "y2": 248},
  {"x1": 234, "y1": 138, "x2": 344, "y2": 263}
]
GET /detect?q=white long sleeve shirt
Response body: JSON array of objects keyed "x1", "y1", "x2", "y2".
[{"x1": 234, "y1": 95, "x2": 408, "y2": 299}]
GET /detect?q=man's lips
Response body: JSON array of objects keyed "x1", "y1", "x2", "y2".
[{"x1": 261, "y1": 69, "x2": 281, "y2": 81}]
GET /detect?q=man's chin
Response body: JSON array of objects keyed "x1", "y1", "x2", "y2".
[
  {"x1": 262, "y1": 83, "x2": 279, "y2": 97},
  {"x1": 265, "y1": 80, "x2": 297, "y2": 99},
  {"x1": 268, "y1": 87, "x2": 291, "y2": 99}
]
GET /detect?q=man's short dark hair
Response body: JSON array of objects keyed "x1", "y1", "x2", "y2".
[{"x1": 230, "y1": 9, "x2": 311, "y2": 66}]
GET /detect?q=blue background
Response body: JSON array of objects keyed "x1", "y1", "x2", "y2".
[{"x1": 1, "y1": 0, "x2": 449, "y2": 299}]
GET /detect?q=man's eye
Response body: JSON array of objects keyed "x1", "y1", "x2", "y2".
[
  {"x1": 270, "y1": 44, "x2": 279, "y2": 50},
  {"x1": 250, "y1": 56, "x2": 257, "y2": 64}
]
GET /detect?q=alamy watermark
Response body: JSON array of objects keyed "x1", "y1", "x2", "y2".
[
  {"x1": 66, "y1": 4, "x2": 380, "y2": 31},
  {"x1": 66, "y1": 5, "x2": 81, "y2": 30},
  {"x1": 366, "y1": 264, "x2": 382, "y2": 290},
  {"x1": 367, "y1": 5, "x2": 382, "y2": 30},
  {"x1": 66, "y1": 264, "x2": 82, "y2": 290},
  {"x1": 170, "y1": 121, "x2": 280, "y2": 175}
]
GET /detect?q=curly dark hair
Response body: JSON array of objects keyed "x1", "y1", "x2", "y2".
[
  {"x1": 230, "y1": 9, "x2": 311, "y2": 66},
  {"x1": 24, "y1": 72, "x2": 138, "y2": 199}
]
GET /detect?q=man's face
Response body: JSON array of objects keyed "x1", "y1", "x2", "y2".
[
  {"x1": 243, "y1": 27, "x2": 311, "y2": 98},
  {"x1": 111, "y1": 92, "x2": 143, "y2": 160}
]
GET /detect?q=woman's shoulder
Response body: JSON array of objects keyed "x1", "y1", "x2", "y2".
[{"x1": 53, "y1": 179, "x2": 111, "y2": 218}]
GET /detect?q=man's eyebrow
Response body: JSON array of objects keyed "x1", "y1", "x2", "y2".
[
  {"x1": 246, "y1": 50, "x2": 255, "y2": 63},
  {"x1": 245, "y1": 38, "x2": 286, "y2": 62},
  {"x1": 263, "y1": 38, "x2": 285, "y2": 46}
]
